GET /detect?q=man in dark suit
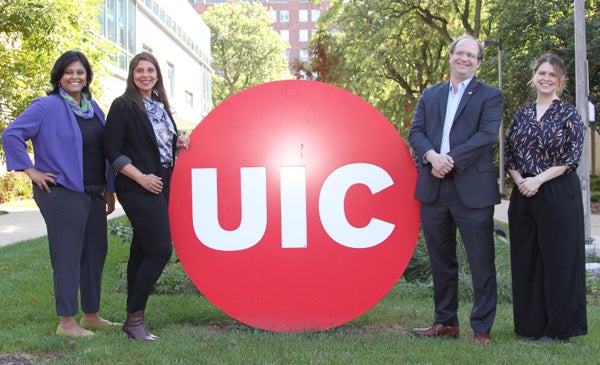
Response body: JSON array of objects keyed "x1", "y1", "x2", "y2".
[{"x1": 408, "y1": 35, "x2": 503, "y2": 345}]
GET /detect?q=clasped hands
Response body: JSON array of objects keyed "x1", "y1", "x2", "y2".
[
  {"x1": 518, "y1": 176, "x2": 540, "y2": 198},
  {"x1": 427, "y1": 151, "x2": 454, "y2": 179}
]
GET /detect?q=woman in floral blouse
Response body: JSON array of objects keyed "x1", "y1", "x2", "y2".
[{"x1": 504, "y1": 54, "x2": 587, "y2": 345}]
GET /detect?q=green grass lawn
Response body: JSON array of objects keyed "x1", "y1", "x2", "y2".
[{"x1": 1, "y1": 217, "x2": 599, "y2": 365}]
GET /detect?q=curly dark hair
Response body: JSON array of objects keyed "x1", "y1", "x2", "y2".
[{"x1": 47, "y1": 51, "x2": 94, "y2": 97}]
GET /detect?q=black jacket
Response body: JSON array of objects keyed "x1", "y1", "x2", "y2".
[{"x1": 103, "y1": 95, "x2": 178, "y2": 193}]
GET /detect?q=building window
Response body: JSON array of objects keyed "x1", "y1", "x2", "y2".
[
  {"x1": 185, "y1": 90, "x2": 194, "y2": 107},
  {"x1": 299, "y1": 49, "x2": 309, "y2": 62},
  {"x1": 167, "y1": 62, "x2": 175, "y2": 98},
  {"x1": 299, "y1": 10, "x2": 308, "y2": 22},
  {"x1": 104, "y1": 0, "x2": 116, "y2": 42},
  {"x1": 311, "y1": 10, "x2": 321, "y2": 22},
  {"x1": 299, "y1": 29, "x2": 308, "y2": 42},
  {"x1": 136, "y1": 0, "x2": 208, "y2": 67},
  {"x1": 280, "y1": 30, "x2": 289, "y2": 42},
  {"x1": 101, "y1": 0, "x2": 136, "y2": 71},
  {"x1": 127, "y1": 0, "x2": 135, "y2": 54},
  {"x1": 280, "y1": 10, "x2": 289, "y2": 23}
]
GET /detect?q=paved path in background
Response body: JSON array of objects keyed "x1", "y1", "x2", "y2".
[
  {"x1": 0, "y1": 204, "x2": 124, "y2": 248},
  {"x1": 1, "y1": 199, "x2": 599, "y2": 255}
]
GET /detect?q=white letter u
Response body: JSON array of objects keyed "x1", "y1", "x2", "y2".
[{"x1": 191, "y1": 167, "x2": 267, "y2": 251}]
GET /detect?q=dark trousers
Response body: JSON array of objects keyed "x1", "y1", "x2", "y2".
[
  {"x1": 508, "y1": 173, "x2": 587, "y2": 339},
  {"x1": 33, "y1": 185, "x2": 108, "y2": 316},
  {"x1": 118, "y1": 167, "x2": 173, "y2": 313},
  {"x1": 420, "y1": 178, "x2": 497, "y2": 334}
]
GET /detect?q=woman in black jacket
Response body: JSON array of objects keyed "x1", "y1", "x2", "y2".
[{"x1": 103, "y1": 52, "x2": 190, "y2": 342}]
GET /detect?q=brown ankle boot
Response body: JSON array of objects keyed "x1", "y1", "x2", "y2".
[{"x1": 123, "y1": 310, "x2": 157, "y2": 342}]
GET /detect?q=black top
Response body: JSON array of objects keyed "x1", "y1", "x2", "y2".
[{"x1": 76, "y1": 114, "x2": 106, "y2": 186}]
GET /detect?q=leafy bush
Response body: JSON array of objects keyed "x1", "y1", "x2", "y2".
[
  {"x1": 402, "y1": 232, "x2": 431, "y2": 284},
  {"x1": 403, "y1": 229, "x2": 514, "y2": 303},
  {"x1": 109, "y1": 220, "x2": 199, "y2": 296},
  {"x1": 0, "y1": 171, "x2": 32, "y2": 203},
  {"x1": 586, "y1": 267, "x2": 600, "y2": 305},
  {"x1": 590, "y1": 175, "x2": 600, "y2": 192}
]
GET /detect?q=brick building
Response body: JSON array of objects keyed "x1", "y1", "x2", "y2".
[{"x1": 189, "y1": 0, "x2": 331, "y2": 71}]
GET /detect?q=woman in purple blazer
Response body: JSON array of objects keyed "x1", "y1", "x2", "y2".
[{"x1": 2, "y1": 51, "x2": 118, "y2": 337}]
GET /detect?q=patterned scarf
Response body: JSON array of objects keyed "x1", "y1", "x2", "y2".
[
  {"x1": 59, "y1": 86, "x2": 94, "y2": 119},
  {"x1": 143, "y1": 96, "x2": 176, "y2": 162}
]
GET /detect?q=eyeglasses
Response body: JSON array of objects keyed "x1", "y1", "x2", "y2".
[{"x1": 453, "y1": 51, "x2": 480, "y2": 60}]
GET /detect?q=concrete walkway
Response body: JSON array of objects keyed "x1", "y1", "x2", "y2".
[
  {"x1": 0, "y1": 203, "x2": 124, "y2": 248},
  {"x1": 1, "y1": 199, "x2": 599, "y2": 256}
]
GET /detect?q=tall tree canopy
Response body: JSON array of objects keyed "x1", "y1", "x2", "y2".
[
  {"x1": 304, "y1": 0, "x2": 598, "y2": 137},
  {"x1": 487, "y1": 0, "x2": 599, "y2": 129},
  {"x1": 303, "y1": 0, "x2": 488, "y2": 134},
  {"x1": 202, "y1": 2, "x2": 291, "y2": 106},
  {"x1": 0, "y1": 0, "x2": 113, "y2": 159}
]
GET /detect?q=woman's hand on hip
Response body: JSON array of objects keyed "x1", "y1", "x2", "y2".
[{"x1": 24, "y1": 168, "x2": 57, "y2": 193}]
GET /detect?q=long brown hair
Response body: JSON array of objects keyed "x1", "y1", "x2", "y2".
[{"x1": 124, "y1": 51, "x2": 172, "y2": 112}]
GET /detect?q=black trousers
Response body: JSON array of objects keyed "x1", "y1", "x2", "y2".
[
  {"x1": 118, "y1": 167, "x2": 173, "y2": 313},
  {"x1": 420, "y1": 178, "x2": 497, "y2": 334},
  {"x1": 508, "y1": 172, "x2": 587, "y2": 339},
  {"x1": 33, "y1": 185, "x2": 108, "y2": 316}
]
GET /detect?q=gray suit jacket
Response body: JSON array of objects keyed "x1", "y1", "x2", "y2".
[{"x1": 408, "y1": 78, "x2": 503, "y2": 208}]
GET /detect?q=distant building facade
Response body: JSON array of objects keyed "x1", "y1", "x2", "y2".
[
  {"x1": 98, "y1": 0, "x2": 213, "y2": 130},
  {"x1": 189, "y1": 0, "x2": 331, "y2": 72}
]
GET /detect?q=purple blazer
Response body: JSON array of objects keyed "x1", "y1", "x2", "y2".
[{"x1": 2, "y1": 94, "x2": 115, "y2": 193}]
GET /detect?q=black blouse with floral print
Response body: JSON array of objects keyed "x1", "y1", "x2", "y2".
[{"x1": 504, "y1": 99, "x2": 584, "y2": 176}]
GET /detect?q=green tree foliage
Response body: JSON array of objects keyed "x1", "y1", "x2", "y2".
[
  {"x1": 202, "y1": 2, "x2": 291, "y2": 106},
  {"x1": 0, "y1": 0, "x2": 114, "y2": 160},
  {"x1": 307, "y1": 0, "x2": 599, "y2": 137},
  {"x1": 485, "y1": 0, "x2": 589, "y2": 127},
  {"x1": 302, "y1": 0, "x2": 489, "y2": 135}
]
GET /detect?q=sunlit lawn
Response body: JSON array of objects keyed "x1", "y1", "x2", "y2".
[{"x1": 0, "y1": 216, "x2": 598, "y2": 364}]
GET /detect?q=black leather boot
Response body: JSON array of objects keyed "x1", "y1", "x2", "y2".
[{"x1": 123, "y1": 310, "x2": 157, "y2": 342}]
